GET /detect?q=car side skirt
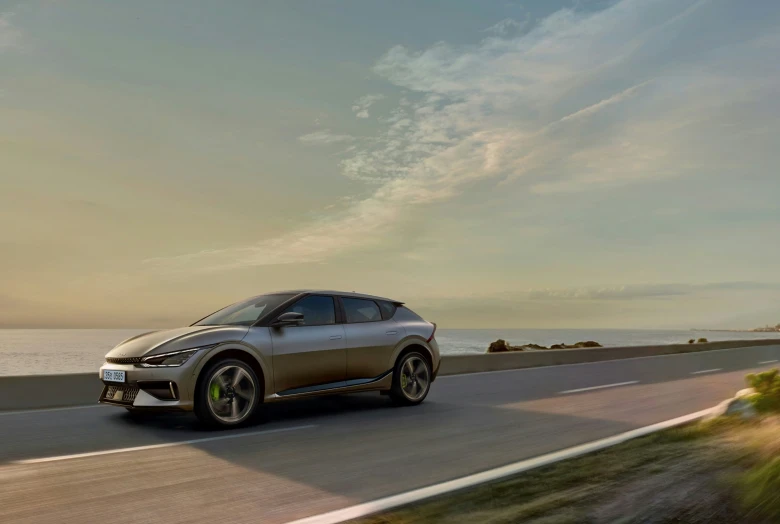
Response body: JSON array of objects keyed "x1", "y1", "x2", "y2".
[{"x1": 266, "y1": 370, "x2": 393, "y2": 402}]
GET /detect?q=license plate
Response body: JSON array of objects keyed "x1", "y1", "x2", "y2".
[{"x1": 103, "y1": 369, "x2": 126, "y2": 383}]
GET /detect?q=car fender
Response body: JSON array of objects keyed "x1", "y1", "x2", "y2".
[
  {"x1": 188, "y1": 342, "x2": 273, "y2": 399},
  {"x1": 388, "y1": 335, "x2": 436, "y2": 373}
]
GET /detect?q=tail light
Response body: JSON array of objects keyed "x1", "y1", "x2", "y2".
[{"x1": 427, "y1": 323, "x2": 437, "y2": 343}]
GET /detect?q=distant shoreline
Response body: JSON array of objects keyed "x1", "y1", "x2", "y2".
[{"x1": 696, "y1": 329, "x2": 780, "y2": 333}]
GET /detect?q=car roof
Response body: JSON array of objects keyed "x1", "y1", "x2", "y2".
[{"x1": 268, "y1": 289, "x2": 404, "y2": 304}]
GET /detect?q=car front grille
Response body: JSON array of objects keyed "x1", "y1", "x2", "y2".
[
  {"x1": 102, "y1": 385, "x2": 140, "y2": 404},
  {"x1": 106, "y1": 356, "x2": 142, "y2": 364}
]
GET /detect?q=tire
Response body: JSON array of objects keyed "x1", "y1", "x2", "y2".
[
  {"x1": 194, "y1": 359, "x2": 261, "y2": 428},
  {"x1": 389, "y1": 351, "x2": 432, "y2": 406}
]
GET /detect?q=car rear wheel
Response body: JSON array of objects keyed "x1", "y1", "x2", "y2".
[
  {"x1": 195, "y1": 359, "x2": 261, "y2": 428},
  {"x1": 389, "y1": 351, "x2": 431, "y2": 406}
]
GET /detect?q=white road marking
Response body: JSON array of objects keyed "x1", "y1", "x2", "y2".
[
  {"x1": 0, "y1": 405, "x2": 104, "y2": 417},
  {"x1": 691, "y1": 369, "x2": 721, "y2": 375},
  {"x1": 759, "y1": 360, "x2": 778, "y2": 365},
  {"x1": 558, "y1": 381, "x2": 639, "y2": 395},
  {"x1": 12, "y1": 424, "x2": 317, "y2": 465},
  {"x1": 285, "y1": 408, "x2": 717, "y2": 524}
]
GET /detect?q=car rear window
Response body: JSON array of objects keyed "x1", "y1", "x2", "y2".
[
  {"x1": 377, "y1": 300, "x2": 397, "y2": 320},
  {"x1": 342, "y1": 298, "x2": 382, "y2": 323},
  {"x1": 392, "y1": 306, "x2": 424, "y2": 322}
]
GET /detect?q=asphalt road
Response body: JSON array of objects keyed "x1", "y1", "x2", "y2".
[{"x1": 1, "y1": 345, "x2": 779, "y2": 523}]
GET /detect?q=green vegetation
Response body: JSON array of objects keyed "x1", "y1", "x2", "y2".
[
  {"x1": 689, "y1": 339, "x2": 696, "y2": 344},
  {"x1": 746, "y1": 369, "x2": 780, "y2": 412},
  {"x1": 354, "y1": 371, "x2": 780, "y2": 524},
  {"x1": 698, "y1": 337, "x2": 709, "y2": 343},
  {"x1": 739, "y1": 457, "x2": 780, "y2": 520}
]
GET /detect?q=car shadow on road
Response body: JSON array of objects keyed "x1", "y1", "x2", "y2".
[{"x1": 113, "y1": 391, "x2": 398, "y2": 432}]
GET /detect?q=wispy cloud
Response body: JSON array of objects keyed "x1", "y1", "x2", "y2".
[
  {"x1": 351, "y1": 94, "x2": 385, "y2": 119},
  {"x1": 150, "y1": 0, "x2": 780, "y2": 272},
  {"x1": 0, "y1": 12, "x2": 22, "y2": 50},
  {"x1": 529, "y1": 284, "x2": 691, "y2": 301},
  {"x1": 484, "y1": 18, "x2": 527, "y2": 36},
  {"x1": 529, "y1": 282, "x2": 780, "y2": 301},
  {"x1": 298, "y1": 129, "x2": 355, "y2": 145}
]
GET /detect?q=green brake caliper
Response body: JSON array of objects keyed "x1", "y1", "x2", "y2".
[
  {"x1": 401, "y1": 374, "x2": 408, "y2": 389},
  {"x1": 210, "y1": 382, "x2": 221, "y2": 401}
]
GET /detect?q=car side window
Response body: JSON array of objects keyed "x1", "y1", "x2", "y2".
[
  {"x1": 342, "y1": 298, "x2": 382, "y2": 324},
  {"x1": 284, "y1": 295, "x2": 336, "y2": 326}
]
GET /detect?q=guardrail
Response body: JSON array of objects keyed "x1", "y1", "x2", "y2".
[{"x1": 2, "y1": 339, "x2": 779, "y2": 411}]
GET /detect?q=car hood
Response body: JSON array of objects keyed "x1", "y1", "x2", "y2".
[{"x1": 105, "y1": 325, "x2": 250, "y2": 359}]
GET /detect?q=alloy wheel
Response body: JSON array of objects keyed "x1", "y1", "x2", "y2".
[
  {"x1": 206, "y1": 364, "x2": 257, "y2": 424},
  {"x1": 400, "y1": 355, "x2": 430, "y2": 402}
]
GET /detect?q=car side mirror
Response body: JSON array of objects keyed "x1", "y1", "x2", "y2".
[{"x1": 273, "y1": 312, "x2": 304, "y2": 327}]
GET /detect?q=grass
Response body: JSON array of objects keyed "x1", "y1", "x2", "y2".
[
  {"x1": 352, "y1": 413, "x2": 780, "y2": 523},
  {"x1": 746, "y1": 370, "x2": 780, "y2": 412}
]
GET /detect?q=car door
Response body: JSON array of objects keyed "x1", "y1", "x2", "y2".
[
  {"x1": 341, "y1": 297, "x2": 405, "y2": 383},
  {"x1": 270, "y1": 295, "x2": 346, "y2": 394}
]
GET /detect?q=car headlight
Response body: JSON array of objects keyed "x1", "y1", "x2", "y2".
[{"x1": 140, "y1": 346, "x2": 213, "y2": 367}]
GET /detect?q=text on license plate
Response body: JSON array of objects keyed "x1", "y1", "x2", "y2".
[{"x1": 103, "y1": 369, "x2": 126, "y2": 383}]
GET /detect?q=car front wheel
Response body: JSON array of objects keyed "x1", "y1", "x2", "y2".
[
  {"x1": 195, "y1": 359, "x2": 261, "y2": 428},
  {"x1": 389, "y1": 351, "x2": 431, "y2": 406}
]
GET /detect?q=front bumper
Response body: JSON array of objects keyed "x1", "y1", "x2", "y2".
[{"x1": 98, "y1": 360, "x2": 198, "y2": 411}]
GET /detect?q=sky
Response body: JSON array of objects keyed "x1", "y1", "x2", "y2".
[{"x1": 1, "y1": 0, "x2": 779, "y2": 329}]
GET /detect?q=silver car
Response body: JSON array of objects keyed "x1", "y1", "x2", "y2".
[{"x1": 99, "y1": 290, "x2": 440, "y2": 427}]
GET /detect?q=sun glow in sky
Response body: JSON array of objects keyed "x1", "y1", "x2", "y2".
[{"x1": 1, "y1": 0, "x2": 779, "y2": 329}]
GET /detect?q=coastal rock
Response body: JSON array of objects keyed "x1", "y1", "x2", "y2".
[
  {"x1": 573, "y1": 341, "x2": 602, "y2": 348},
  {"x1": 487, "y1": 340, "x2": 603, "y2": 353},
  {"x1": 487, "y1": 339, "x2": 512, "y2": 353}
]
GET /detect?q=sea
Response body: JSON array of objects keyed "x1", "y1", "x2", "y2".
[{"x1": 0, "y1": 328, "x2": 778, "y2": 377}]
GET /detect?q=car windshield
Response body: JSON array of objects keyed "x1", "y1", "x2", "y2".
[{"x1": 194, "y1": 294, "x2": 294, "y2": 326}]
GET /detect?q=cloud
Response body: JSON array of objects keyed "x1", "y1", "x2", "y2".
[
  {"x1": 351, "y1": 94, "x2": 385, "y2": 119},
  {"x1": 528, "y1": 282, "x2": 780, "y2": 301},
  {"x1": 298, "y1": 129, "x2": 355, "y2": 145},
  {"x1": 153, "y1": 0, "x2": 780, "y2": 272},
  {"x1": 0, "y1": 13, "x2": 21, "y2": 50},
  {"x1": 529, "y1": 284, "x2": 691, "y2": 300},
  {"x1": 484, "y1": 18, "x2": 527, "y2": 36}
]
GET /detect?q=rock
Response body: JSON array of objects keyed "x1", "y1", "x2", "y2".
[
  {"x1": 487, "y1": 339, "x2": 511, "y2": 353},
  {"x1": 550, "y1": 341, "x2": 603, "y2": 350},
  {"x1": 573, "y1": 341, "x2": 603, "y2": 348},
  {"x1": 707, "y1": 397, "x2": 757, "y2": 420},
  {"x1": 487, "y1": 339, "x2": 604, "y2": 352}
]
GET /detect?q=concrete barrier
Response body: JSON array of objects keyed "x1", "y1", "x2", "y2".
[
  {"x1": 0, "y1": 372, "x2": 100, "y2": 411},
  {"x1": 438, "y1": 339, "x2": 780, "y2": 376},
  {"x1": 1, "y1": 339, "x2": 779, "y2": 411}
]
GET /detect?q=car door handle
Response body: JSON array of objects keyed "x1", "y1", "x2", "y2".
[
  {"x1": 386, "y1": 330, "x2": 397, "y2": 335},
  {"x1": 329, "y1": 335, "x2": 343, "y2": 340}
]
